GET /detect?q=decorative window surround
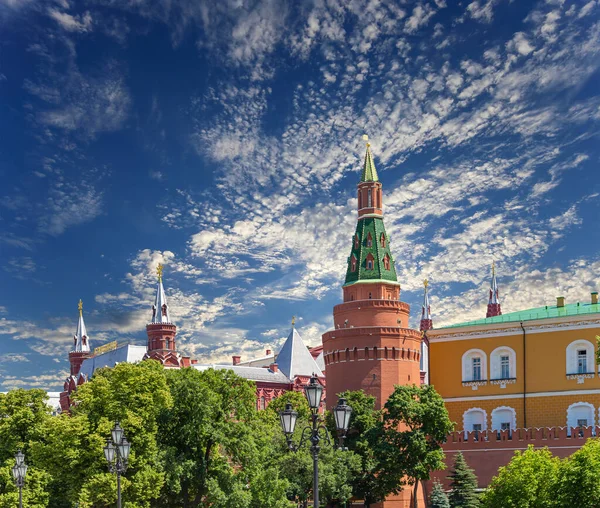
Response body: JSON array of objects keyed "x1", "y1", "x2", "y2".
[
  {"x1": 490, "y1": 378, "x2": 517, "y2": 389},
  {"x1": 462, "y1": 380, "x2": 488, "y2": 390},
  {"x1": 566, "y1": 372, "x2": 596, "y2": 384}
]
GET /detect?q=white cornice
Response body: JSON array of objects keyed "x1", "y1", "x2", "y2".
[
  {"x1": 428, "y1": 318, "x2": 600, "y2": 343},
  {"x1": 343, "y1": 279, "x2": 401, "y2": 287}
]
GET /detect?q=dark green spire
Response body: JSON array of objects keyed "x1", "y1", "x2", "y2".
[
  {"x1": 344, "y1": 217, "x2": 397, "y2": 286},
  {"x1": 361, "y1": 143, "x2": 379, "y2": 182}
]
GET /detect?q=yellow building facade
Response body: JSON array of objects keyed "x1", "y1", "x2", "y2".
[{"x1": 429, "y1": 292, "x2": 600, "y2": 433}]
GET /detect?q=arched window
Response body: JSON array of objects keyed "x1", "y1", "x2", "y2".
[
  {"x1": 366, "y1": 253, "x2": 374, "y2": 270},
  {"x1": 368, "y1": 292, "x2": 372, "y2": 299},
  {"x1": 358, "y1": 191, "x2": 363, "y2": 209},
  {"x1": 490, "y1": 347, "x2": 516, "y2": 380},
  {"x1": 567, "y1": 402, "x2": 595, "y2": 436},
  {"x1": 367, "y1": 233, "x2": 373, "y2": 247},
  {"x1": 260, "y1": 396, "x2": 266, "y2": 410},
  {"x1": 345, "y1": 348, "x2": 350, "y2": 362},
  {"x1": 354, "y1": 234, "x2": 360, "y2": 249},
  {"x1": 383, "y1": 254, "x2": 391, "y2": 271},
  {"x1": 491, "y1": 406, "x2": 516, "y2": 432},
  {"x1": 367, "y1": 189, "x2": 372, "y2": 207},
  {"x1": 161, "y1": 304, "x2": 167, "y2": 316},
  {"x1": 566, "y1": 340, "x2": 595, "y2": 375},
  {"x1": 380, "y1": 233, "x2": 386, "y2": 248},
  {"x1": 462, "y1": 349, "x2": 487, "y2": 382},
  {"x1": 463, "y1": 408, "x2": 487, "y2": 438},
  {"x1": 351, "y1": 255, "x2": 357, "y2": 272},
  {"x1": 364, "y1": 347, "x2": 370, "y2": 360}
]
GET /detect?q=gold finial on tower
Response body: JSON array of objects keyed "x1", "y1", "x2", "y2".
[
  {"x1": 78, "y1": 299, "x2": 83, "y2": 316},
  {"x1": 362, "y1": 134, "x2": 370, "y2": 148},
  {"x1": 157, "y1": 263, "x2": 164, "y2": 281},
  {"x1": 492, "y1": 260, "x2": 495, "y2": 276},
  {"x1": 292, "y1": 316, "x2": 296, "y2": 327},
  {"x1": 423, "y1": 279, "x2": 429, "y2": 288}
]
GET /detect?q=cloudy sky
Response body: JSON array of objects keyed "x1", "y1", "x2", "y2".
[{"x1": 1, "y1": 0, "x2": 599, "y2": 391}]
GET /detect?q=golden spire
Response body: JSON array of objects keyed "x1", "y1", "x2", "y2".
[
  {"x1": 78, "y1": 299, "x2": 83, "y2": 316},
  {"x1": 423, "y1": 279, "x2": 429, "y2": 288},
  {"x1": 492, "y1": 260, "x2": 495, "y2": 276},
  {"x1": 363, "y1": 133, "x2": 370, "y2": 148},
  {"x1": 157, "y1": 263, "x2": 164, "y2": 281},
  {"x1": 291, "y1": 315, "x2": 296, "y2": 327}
]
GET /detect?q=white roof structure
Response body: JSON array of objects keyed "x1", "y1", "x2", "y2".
[
  {"x1": 151, "y1": 264, "x2": 171, "y2": 324},
  {"x1": 489, "y1": 262, "x2": 500, "y2": 305},
  {"x1": 74, "y1": 300, "x2": 91, "y2": 352},
  {"x1": 79, "y1": 344, "x2": 147, "y2": 379},
  {"x1": 422, "y1": 281, "x2": 432, "y2": 320},
  {"x1": 314, "y1": 351, "x2": 325, "y2": 372},
  {"x1": 276, "y1": 326, "x2": 324, "y2": 379},
  {"x1": 193, "y1": 364, "x2": 291, "y2": 384}
]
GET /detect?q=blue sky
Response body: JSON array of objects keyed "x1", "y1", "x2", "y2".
[{"x1": 1, "y1": 0, "x2": 599, "y2": 391}]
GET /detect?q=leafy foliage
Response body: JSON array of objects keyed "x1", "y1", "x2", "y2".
[
  {"x1": 480, "y1": 446, "x2": 558, "y2": 508},
  {"x1": 429, "y1": 480, "x2": 450, "y2": 508},
  {"x1": 447, "y1": 452, "x2": 479, "y2": 508}
]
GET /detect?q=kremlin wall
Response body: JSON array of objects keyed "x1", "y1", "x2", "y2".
[{"x1": 57, "y1": 142, "x2": 600, "y2": 507}]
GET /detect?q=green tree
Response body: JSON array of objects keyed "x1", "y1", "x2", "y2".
[
  {"x1": 429, "y1": 480, "x2": 450, "y2": 508},
  {"x1": 325, "y1": 390, "x2": 385, "y2": 507},
  {"x1": 447, "y1": 452, "x2": 479, "y2": 508},
  {"x1": 158, "y1": 367, "x2": 290, "y2": 507},
  {"x1": 480, "y1": 446, "x2": 558, "y2": 508},
  {"x1": 373, "y1": 384, "x2": 454, "y2": 508},
  {"x1": 554, "y1": 438, "x2": 600, "y2": 507},
  {"x1": 0, "y1": 464, "x2": 51, "y2": 508}
]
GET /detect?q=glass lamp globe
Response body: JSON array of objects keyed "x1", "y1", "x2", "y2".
[
  {"x1": 304, "y1": 376, "x2": 323, "y2": 410},
  {"x1": 279, "y1": 403, "x2": 298, "y2": 435},
  {"x1": 333, "y1": 398, "x2": 353, "y2": 433},
  {"x1": 111, "y1": 422, "x2": 124, "y2": 444}
]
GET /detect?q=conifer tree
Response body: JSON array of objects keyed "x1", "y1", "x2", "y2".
[
  {"x1": 447, "y1": 452, "x2": 479, "y2": 507},
  {"x1": 429, "y1": 480, "x2": 450, "y2": 508}
]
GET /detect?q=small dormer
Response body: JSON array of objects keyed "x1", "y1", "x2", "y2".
[{"x1": 366, "y1": 253, "x2": 375, "y2": 271}]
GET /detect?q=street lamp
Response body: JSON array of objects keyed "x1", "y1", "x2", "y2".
[
  {"x1": 279, "y1": 376, "x2": 352, "y2": 508},
  {"x1": 12, "y1": 449, "x2": 28, "y2": 508},
  {"x1": 104, "y1": 421, "x2": 130, "y2": 508}
]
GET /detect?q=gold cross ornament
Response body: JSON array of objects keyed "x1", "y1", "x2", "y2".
[
  {"x1": 157, "y1": 263, "x2": 164, "y2": 280},
  {"x1": 78, "y1": 299, "x2": 83, "y2": 316}
]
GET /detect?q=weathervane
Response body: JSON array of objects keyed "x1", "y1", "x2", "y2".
[
  {"x1": 362, "y1": 134, "x2": 370, "y2": 148},
  {"x1": 78, "y1": 299, "x2": 83, "y2": 316},
  {"x1": 423, "y1": 279, "x2": 429, "y2": 288},
  {"x1": 157, "y1": 263, "x2": 164, "y2": 281}
]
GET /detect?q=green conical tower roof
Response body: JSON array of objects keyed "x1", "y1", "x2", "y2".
[
  {"x1": 361, "y1": 143, "x2": 379, "y2": 182},
  {"x1": 345, "y1": 141, "x2": 397, "y2": 287}
]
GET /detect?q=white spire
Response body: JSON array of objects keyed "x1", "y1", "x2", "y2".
[
  {"x1": 74, "y1": 300, "x2": 91, "y2": 352},
  {"x1": 489, "y1": 261, "x2": 500, "y2": 305},
  {"x1": 421, "y1": 279, "x2": 431, "y2": 320},
  {"x1": 151, "y1": 264, "x2": 171, "y2": 324},
  {"x1": 276, "y1": 320, "x2": 324, "y2": 380}
]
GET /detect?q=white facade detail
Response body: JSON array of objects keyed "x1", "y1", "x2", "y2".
[
  {"x1": 566, "y1": 340, "x2": 595, "y2": 375},
  {"x1": 490, "y1": 346, "x2": 516, "y2": 380},
  {"x1": 420, "y1": 340, "x2": 429, "y2": 384},
  {"x1": 463, "y1": 407, "x2": 488, "y2": 433},
  {"x1": 566, "y1": 402, "x2": 595, "y2": 435},
  {"x1": 491, "y1": 406, "x2": 517, "y2": 431},
  {"x1": 462, "y1": 349, "x2": 487, "y2": 382}
]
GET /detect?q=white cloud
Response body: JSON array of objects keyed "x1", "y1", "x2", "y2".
[{"x1": 48, "y1": 9, "x2": 93, "y2": 32}]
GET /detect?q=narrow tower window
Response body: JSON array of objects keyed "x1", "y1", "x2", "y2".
[
  {"x1": 367, "y1": 189, "x2": 372, "y2": 207},
  {"x1": 354, "y1": 234, "x2": 360, "y2": 249},
  {"x1": 351, "y1": 255, "x2": 357, "y2": 272},
  {"x1": 577, "y1": 350, "x2": 587, "y2": 374},
  {"x1": 380, "y1": 233, "x2": 386, "y2": 248},
  {"x1": 472, "y1": 358, "x2": 482, "y2": 381},
  {"x1": 383, "y1": 254, "x2": 390, "y2": 271},
  {"x1": 367, "y1": 233, "x2": 372, "y2": 247},
  {"x1": 500, "y1": 355, "x2": 510, "y2": 378}
]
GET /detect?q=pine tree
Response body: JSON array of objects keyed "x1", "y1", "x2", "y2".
[
  {"x1": 447, "y1": 452, "x2": 479, "y2": 507},
  {"x1": 429, "y1": 480, "x2": 450, "y2": 508}
]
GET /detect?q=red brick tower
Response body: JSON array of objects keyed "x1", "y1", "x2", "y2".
[
  {"x1": 322, "y1": 139, "x2": 422, "y2": 411},
  {"x1": 486, "y1": 261, "x2": 502, "y2": 318},
  {"x1": 60, "y1": 300, "x2": 92, "y2": 411},
  {"x1": 145, "y1": 264, "x2": 186, "y2": 368}
]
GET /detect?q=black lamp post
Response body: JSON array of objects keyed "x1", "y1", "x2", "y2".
[
  {"x1": 279, "y1": 376, "x2": 352, "y2": 508},
  {"x1": 12, "y1": 450, "x2": 27, "y2": 508},
  {"x1": 104, "y1": 421, "x2": 130, "y2": 508}
]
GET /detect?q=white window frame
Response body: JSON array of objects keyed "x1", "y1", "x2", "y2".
[
  {"x1": 462, "y1": 349, "x2": 487, "y2": 382},
  {"x1": 566, "y1": 340, "x2": 595, "y2": 375},
  {"x1": 491, "y1": 406, "x2": 517, "y2": 432},
  {"x1": 463, "y1": 407, "x2": 487, "y2": 436},
  {"x1": 490, "y1": 346, "x2": 516, "y2": 381},
  {"x1": 567, "y1": 402, "x2": 595, "y2": 436}
]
